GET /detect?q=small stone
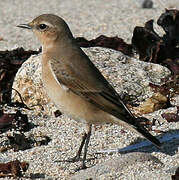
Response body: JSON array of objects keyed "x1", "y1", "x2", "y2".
[{"x1": 142, "y1": 0, "x2": 153, "y2": 9}]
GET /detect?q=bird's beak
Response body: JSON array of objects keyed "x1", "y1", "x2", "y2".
[{"x1": 17, "y1": 24, "x2": 32, "y2": 29}]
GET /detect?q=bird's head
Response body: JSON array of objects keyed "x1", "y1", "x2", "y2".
[{"x1": 17, "y1": 14, "x2": 73, "y2": 47}]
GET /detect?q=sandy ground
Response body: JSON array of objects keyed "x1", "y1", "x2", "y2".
[
  {"x1": 0, "y1": 0, "x2": 178, "y2": 179},
  {"x1": 0, "y1": 0, "x2": 178, "y2": 50}
]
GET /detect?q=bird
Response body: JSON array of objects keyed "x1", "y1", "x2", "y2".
[{"x1": 17, "y1": 14, "x2": 161, "y2": 169}]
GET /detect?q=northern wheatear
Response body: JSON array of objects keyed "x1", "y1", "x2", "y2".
[{"x1": 17, "y1": 14, "x2": 161, "y2": 169}]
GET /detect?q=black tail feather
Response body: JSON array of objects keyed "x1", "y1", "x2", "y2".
[{"x1": 135, "y1": 124, "x2": 162, "y2": 148}]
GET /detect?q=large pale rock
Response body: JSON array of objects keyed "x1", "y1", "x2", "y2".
[
  {"x1": 70, "y1": 152, "x2": 164, "y2": 180},
  {"x1": 12, "y1": 47, "x2": 170, "y2": 116},
  {"x1": 12, "y1": 54, "x2": 58, "y2": 116}
]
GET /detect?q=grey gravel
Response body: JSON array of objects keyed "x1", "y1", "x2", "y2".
[{"x1": 0, "y1": 0, "x2": 179, "y2": 179}]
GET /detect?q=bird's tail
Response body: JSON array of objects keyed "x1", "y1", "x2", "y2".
[
  {"x1": 113, "y1": 116, "x2": 162, "y2": 148},
  {"x1": 132, "y1": 122, "x2": 162, "y2": 148}
]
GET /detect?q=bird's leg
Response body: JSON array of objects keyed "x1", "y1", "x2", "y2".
[
  {"x1": 81, "y1": 125, "x2": 92, "y2": 169},
  {"x1": 66, "y1": 132, "x2": 87, "y2": 162}
]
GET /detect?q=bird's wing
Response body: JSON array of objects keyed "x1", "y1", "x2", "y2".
[
  {"x1": 50, "y1": 49, "x2": 134, "y2": 123},
  {"x1": 49, "y1": 48, "x2": 161, "y2": 148}
]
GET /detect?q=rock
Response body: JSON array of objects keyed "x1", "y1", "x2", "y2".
[
  {"x1": 133, "y1": 92, "x2": 168, "y2": 114},
  {"x1": 12, "y1": 54, "x2": 58, "y2": 116},
  {"x1": 12, "y1": 47, "x2": 170, "y2": 116},
  {"x1": 70, "y1": 152, "x2": 163, "y2": 180}
]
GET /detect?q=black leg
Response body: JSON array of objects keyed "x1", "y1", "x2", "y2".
[
  {"x1": 66, "y1": 132, "x2": 87, "y2": 162},
  {"x1": 81, "y1": 125, "x2": 92, "y2": 169}
]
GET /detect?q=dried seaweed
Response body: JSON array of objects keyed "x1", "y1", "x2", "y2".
[
  {"x1": 0, "y1": 47, "x2": 40, "y2": 104},
  {"x1": 0, "y1": 110, "x2": 30, "y2": 133},
  {"x1": 7, "y1": 133, "x2": 32, "y2": 151},
  {"x1": 0, "y1": 160, "x2": 28, "y2": 178},
  {"x1": 172, "y1": 167, "x2": 179, "y2": 180},
  {"x1": 163, "y1": 59, "x2": 179, "y2": 80},
  {"x1": 0, "y1": 48, "x2": 40, "y2": 134},
  {"x1": 75, "y1": 35, "x2": 133, "y2": 56},
  {"x1": 0, "y1": 133, "x2": 51, "y2": 152},
  {"x1": 149, "y1": 80, "x2": 179, "y2": 105},
  {"x1": 132, "y1": 9, "x2": 179, "y2": 80},
  {"x1": 162, "y1": 113, "x2": 179, "y2": 122},
  {"x1": 132, "y1": 20, "x2": 161, "y2": 62}
]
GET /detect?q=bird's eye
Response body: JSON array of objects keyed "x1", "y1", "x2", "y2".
[{"x1": 39, "y1": 24, "x2": 47, "y2": 30}]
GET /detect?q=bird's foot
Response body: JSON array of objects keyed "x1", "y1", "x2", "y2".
[{"x1": 74, "y1": 163, "x2": 88, "y2": 172}]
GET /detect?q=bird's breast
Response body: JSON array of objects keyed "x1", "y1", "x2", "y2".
[{"x1": 41, "y1": 58, "x2": 93, "y2": 122}]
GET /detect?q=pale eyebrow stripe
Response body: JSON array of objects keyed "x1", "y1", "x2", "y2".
[{"x1": 40, "y1": 21, "x2": 53, "y2": 27}]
